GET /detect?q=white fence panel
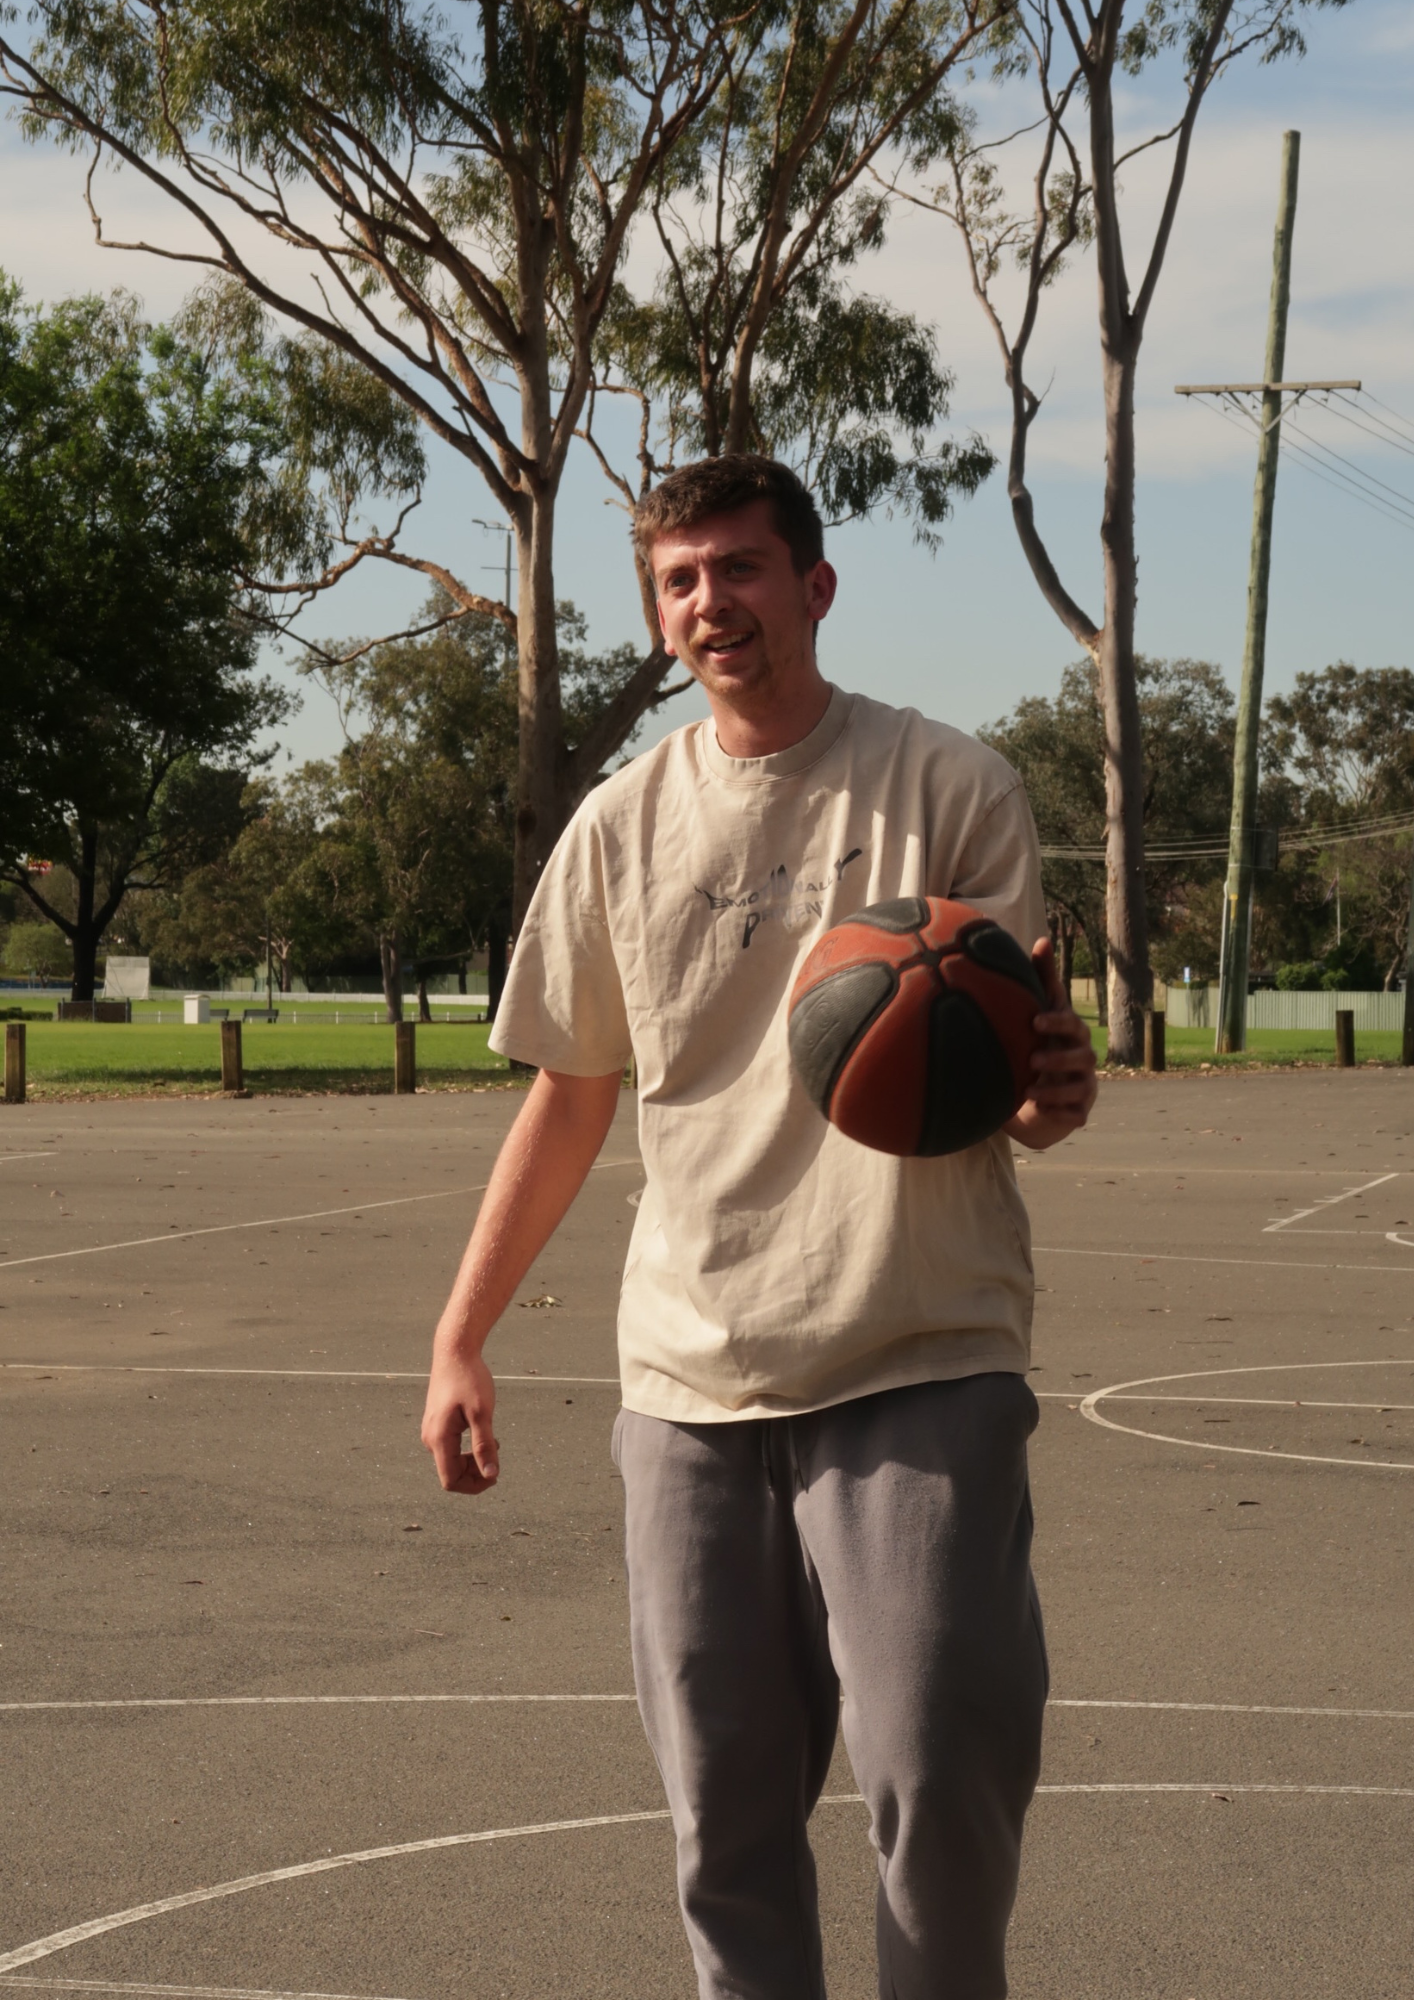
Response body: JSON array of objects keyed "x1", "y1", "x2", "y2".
[{"x1": 1164, "y1": 987, "x2": 1403, "y2": 1031}]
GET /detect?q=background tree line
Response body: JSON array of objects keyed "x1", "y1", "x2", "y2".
[
  {"x1": 983, "y1": 657, "x2": 1414, "y2": 1019},
  {"x1": 0, "y1": 0, "x2": 1364, "y2": 1036}
]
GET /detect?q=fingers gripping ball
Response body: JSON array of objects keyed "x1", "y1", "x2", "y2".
[{"x1": 787, "y1": 897, "x2": 1046, "y2": 1157}]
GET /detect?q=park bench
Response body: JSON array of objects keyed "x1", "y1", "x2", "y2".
[{"x1": 242, "y1": 1008, "x2": 279, "y2": 1023}]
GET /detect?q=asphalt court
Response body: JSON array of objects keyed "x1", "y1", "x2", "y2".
[{"x1": 1, "y1": 1074, "x2": 1412, "y2": 1998}]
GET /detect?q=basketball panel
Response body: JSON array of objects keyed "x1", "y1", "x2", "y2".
[
  {"x1": 942, "y1": 952, "x2": 1043, "y2": 1105},
  {"x1": 919, "y1": 986, "x2": 1020, "y2": 1156},
  {"x1": 789, "y1": 918, "x2": 921, "y2": 1005},
  {"x1": 827, "y1": 960, "x2": 936, "y2": 1156},
  {"x1": 786, "y1": 960, "x2": 898, "y2": 1116}
]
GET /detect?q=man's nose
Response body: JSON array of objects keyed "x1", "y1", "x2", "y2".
[{"x1": 693, "y1": 570, "x2": 735, "y2": 621}]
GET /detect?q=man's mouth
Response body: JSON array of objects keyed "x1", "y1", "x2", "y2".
[{"x1": 701, "y1": 632, "x2": 752, "y2": 659}]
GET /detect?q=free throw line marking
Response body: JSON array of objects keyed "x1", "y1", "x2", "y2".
[
  {"x1": 0, "y1": 1160, "x2": 641, "y2": 1272},
  {"x1": 0, "y1": 1983, "x2": 416, "y2": 2000},
  {"x1": 4, "y1": 1694, "x2": 1413, "y2": 1721},
  {"x1": 0, "y1": 1365, "x2": 618, "y2": 1385},
  {"x1": 1034, "y1": 1244, "x2": 1414, "y2": 1275},
  {"x1": 1081, "y1": 1360, "x2": 1414, "y2": 1471},
  {"x1": 1264, "y1": 1173, "x2": 1398, "y2": 1234},
  {"x1": 3, "y1": 1787, "x2": 1410, "y2": 1972}
]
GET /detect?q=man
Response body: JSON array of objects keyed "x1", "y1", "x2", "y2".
[{"x1": 422, "y1": 455, "x2": 1097, "y2": 1999}]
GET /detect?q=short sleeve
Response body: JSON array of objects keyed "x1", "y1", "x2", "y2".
[
  {"x1": 488, "y1": 805, "x2": 634, "y2": 1076},
  {"x1": 939, "y1": 778, "x2": 1048, "y2": 952}
]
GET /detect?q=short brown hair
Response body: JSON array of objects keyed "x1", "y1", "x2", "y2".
[{"x1": 633, "y1": 454, "x2": 825, "y2": 578}]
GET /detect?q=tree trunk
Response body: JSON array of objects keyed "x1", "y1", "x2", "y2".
[
  {"x1": 417, "y1": 970, "x2": 432, "y2": 1024},
  {"x1": 487, "y1": 918, "x2": 509, "y2": 1023},
  {"x1": 457, "y1": 957, "x2": 468, "y2": 996},
  {"x1": 70, "y1": 824, "x2": 101, "y2": 1003},
  {"x1": 511, "y1": 494, "x2": 566, "y2": 935},
  {"x1": 1097, "y1": 345, "x2": 1151, "y2": 1064},
  {"x1": 379, "y1": 932, "x2": 403, "y2": 1025}
]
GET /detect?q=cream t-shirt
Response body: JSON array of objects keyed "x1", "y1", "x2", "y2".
[{"x1": 491, "y1": 685, "x2": 1049, "y2": 1423}]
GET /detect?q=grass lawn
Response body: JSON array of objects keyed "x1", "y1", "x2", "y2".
[
  {"x1": 1083, "y1": 1018, "x2": 1400, "y2": 1069},
  {"x1": 7, "y1": 1009, "x2": 1398, "y2": 1100},
  {"x1": 15, "y1": 1020, "x2": 515, "y2": 1098}
]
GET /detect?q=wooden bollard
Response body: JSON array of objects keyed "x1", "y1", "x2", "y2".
[
  {"x1": 394, "y1": 1020, "x2": 416, "y2": 1094},
  {"x1": 1144, "y1": 1008, "x2": 1166, "y2": 1074},
  {"x1": 220, "y1": 1019, "x2": 244, "y2": 1093},
  {"x1": 1334, "y1": 1009, "x2": 1355, "y2": 1069},
  {"x1": 4, "y1": 1022, "x2": 24, "y2": 1105}
]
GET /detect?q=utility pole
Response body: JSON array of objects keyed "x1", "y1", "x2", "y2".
[
  {"x1": 1176, "y1": 133, "x2": 1362, "y2": 1051},
  {"x1": 473, "y1": 518, "x2": 514, "y2": 615},
  {"x1": 1217, "y1": 129, "x2": 1298, "y2": 1052}
]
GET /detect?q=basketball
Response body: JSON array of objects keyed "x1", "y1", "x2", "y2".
[{"x1": 787, "y1": 896, "x2": 1047, "y2": 1157}]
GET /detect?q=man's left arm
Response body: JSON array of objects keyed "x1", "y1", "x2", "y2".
[{"x1": 1004, "y1": 937, "x2": 1097, "y2": 1150}]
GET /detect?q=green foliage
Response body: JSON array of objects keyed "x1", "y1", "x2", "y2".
[
  {"x1": 301, "y1": 596, "x2": 643, "y2": 995},
  {"x1": 0, "y1": 277, "x2": 292, "y2": 995},
  {"x1": 1262, "y1": 663, "x2": 1414, "y2": 989},
  {"x1": 601, "y1": 0, "x2": 996, "y2": 537},
  {"x1": 0, "y1": 919, "x2": 72, "y2": 980},
  {"x1": 981, "y1": 656, "x2": 1236, "y2": 984}
]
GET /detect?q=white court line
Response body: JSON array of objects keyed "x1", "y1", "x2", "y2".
[
  {"x1": 1034, "y1": 1244, "x2": 1414, "y2": 1275},
  {"x1": 1264, "y1": 1172, "x2": 1398, "y2": 1234},
  {"x1": 1081, "y1": 1360, "x2": 1414, "y2": 1472},
  {"x1": 0, "y1": 1694, "x2": 638, "y2": 1713},
  {"x1": 0, "y1": 1154, "x2": 56, "y2": 1166},
  {"x1": 5, "y1": 1694, "x2": 1413, "y2": 1722},
  {"x1": 1025, "y1": 1165, "x2": 1407, "y2": 1176},
  {"x1": 0, "y1": 1364, "x2": 618, "y2": 1386},
  {"x1": 1033, "y1": 1783, "x2": 1414, "y2": 1797},
  {"x1": 0, "y1": 1984, "x2": 413, "y2": 2000},
  {"x1": 0, "y1": 1160, "x2": 641, "y2": 1272},
  {"x1": 11, "y1": 1371, "x2": 1402, "y2": 1412},
  {"x1": 2, "y1": 1785, "x2": 1409, "y2": 1974},
  {"x1": 1050, "y1": 1699, "x2": 1414, "y2": 1721}
]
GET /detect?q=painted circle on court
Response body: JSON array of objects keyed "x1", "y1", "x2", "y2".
[{"x1": 1080, "y1": 1358, "x2": 1414, "y2": 1470}]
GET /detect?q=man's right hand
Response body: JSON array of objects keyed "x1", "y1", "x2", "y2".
[
  {"x1": 418, "y1": 1066, "x2": 624, "y2": 1498},
  {"x1": 422, "y1": 1346, "x2": 499, "y2": 1493}
]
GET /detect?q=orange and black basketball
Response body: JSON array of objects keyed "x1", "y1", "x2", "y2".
[{"x1": 787, "y1": 896, "x2": 1046, "y2": 1157}]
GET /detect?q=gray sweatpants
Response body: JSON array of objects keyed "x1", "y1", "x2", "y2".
[{"x1": 613, "y1": 1373, "x2": 1048, "y2": 2000}]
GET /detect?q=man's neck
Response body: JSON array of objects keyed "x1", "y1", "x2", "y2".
[{"x1": 708, "y1": 671, "x2": 832, "y2": 760}]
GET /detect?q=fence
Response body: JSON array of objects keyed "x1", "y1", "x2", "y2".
[{"x1": 1166, "y1": 987, "x2": 1405, "y2": 1031}]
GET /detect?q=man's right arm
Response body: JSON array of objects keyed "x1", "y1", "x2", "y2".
[{"x1": 420, "y1": 1066, "x2": 624, "y2": 1494}]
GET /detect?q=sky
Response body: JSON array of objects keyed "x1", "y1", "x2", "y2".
[{"x1": 3, "y1": 0, "x2": 1412, "y2": 770}]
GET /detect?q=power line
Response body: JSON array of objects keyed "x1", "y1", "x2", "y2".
[
  {"x1": 1279, "y1": 409, "x2": 1414, "y2": 515},
  {"x1": 1190, "y1": 394, "x2": 1414, "y2": 535},
  {"x1": 1326, "y1": 392, "x2": 1414, "y2": 462},
  {"x1": 1040, "y1": 809, "x2": 1414, "y2": 865},
  {"x1": 1361, "y1": 390, "x2": 1414, "y2": 449}
]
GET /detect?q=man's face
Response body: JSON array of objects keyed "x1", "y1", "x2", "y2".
[{"x1": 649, "y1": 499, "x2": 837, "y2": 706}]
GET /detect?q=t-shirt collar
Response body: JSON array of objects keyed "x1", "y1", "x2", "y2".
[{"x1": 698, "y1": 683, "x2": 855, "y2": 785}]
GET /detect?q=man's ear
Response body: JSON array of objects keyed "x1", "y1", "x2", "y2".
[{"x1": 806, "y1": 560, "x2": 838, "y2": 623}]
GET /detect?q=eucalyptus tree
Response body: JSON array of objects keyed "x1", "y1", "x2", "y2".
[
  {"x1": 1, "y1": 0, "x2": 758, "y2": 924},
  {"x1": 582, "y1": 0, "x2": 1010, "y2": 631},
  {"x1": 888, "y1": 0, "x2": 1347, "y2": 1061}
]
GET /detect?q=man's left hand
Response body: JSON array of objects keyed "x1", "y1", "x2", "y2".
[{"x1": 1004, "y1": 938, "x2": 1098, "y2": 1150}]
